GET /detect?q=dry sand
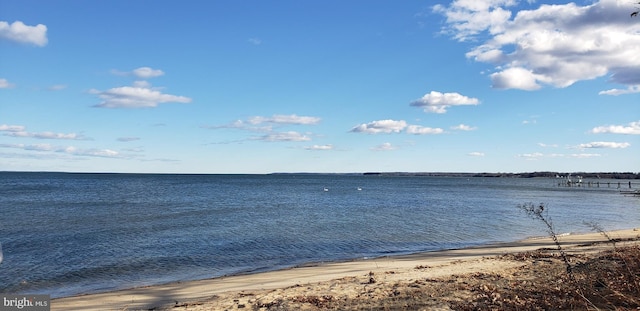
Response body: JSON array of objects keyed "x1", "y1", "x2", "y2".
[{"x1": 52, "y1": 228, "x2": 640, "y2": 311}]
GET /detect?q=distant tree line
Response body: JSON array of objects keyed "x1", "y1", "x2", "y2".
[{"x1": 362, "y1": 172, "x2": 640, "y2": 179}]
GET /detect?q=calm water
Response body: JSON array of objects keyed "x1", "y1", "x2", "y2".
[{"x1": 0, "y1": 172, "x2": 638, "y2": 298}]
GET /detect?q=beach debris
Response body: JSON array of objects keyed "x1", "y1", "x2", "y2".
[
  {"x1": 368, "y1": 271, "x2": 376, "y2": 284},
  {"x1": 292, "y1": 295, "x2": 335, "y2": 308},
  {"x1": 255, "y1": 298, "x2": 287, "y2": 309}
]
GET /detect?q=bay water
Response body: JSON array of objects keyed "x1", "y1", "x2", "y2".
[{"x1": 0, "y1": 172, "x2": 638, "y2": 298}]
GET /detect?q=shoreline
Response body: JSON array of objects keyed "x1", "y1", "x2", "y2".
[{"x1": 52, "y1": 228, "x2": 640, "y2": 311}]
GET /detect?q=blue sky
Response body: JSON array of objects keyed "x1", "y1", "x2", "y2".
[{"x1": 1, "y1": 0, "x2": 638, "y2": 174}]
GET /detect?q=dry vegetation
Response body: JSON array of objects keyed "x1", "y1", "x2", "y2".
[{"x1": 167, "y1": 241, "x2": 639, "y2": 311}]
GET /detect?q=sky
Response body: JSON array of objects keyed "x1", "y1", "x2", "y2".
[{"x1": 0, "y1": 0, "x2": 639, "y2": 174}]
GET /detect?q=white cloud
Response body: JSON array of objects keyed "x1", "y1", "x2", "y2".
[
  {"x1": 208, "y1": 115, "x2": 321, "y2": 144},
  {"x1": 0, "y1": 124, "x2": 26, "y2": 132},
  {"x1": 599, "y1": 85, "x2": 640, "y2": 95},
  {"x1": 99, "y1": 68, "x2": 173, "y2": 108},
  {"x1": 0, "y1": 21, "x2": 48, "y2": 46},
  {"x1": 0, "y1": 143, "x2": 125, "y2": 159},
  {"x1": 451, "y1": 124, "x2": 477, "y2": 131},
  {"x1": 567, "y1": 153, "x2": 602, "y2": 159},
  {"x1": 206, "y1": 120, "x2": 273, "y2": 132},
  {"x1": 435, "y1": 0, "x2": 640, "y2": 90},
  {"x1": 7, "y1": 131, "x2": 86, "y2": 140},
  {"x1": 0, "y1": 124, "x2": 87, "y2": 140},
  {"x1": 518, "y1": 152, "x2": 544, "y2": 159},
  {"x1": 133, "y1": 80, "x2": 152, "y2": 88},
  {"x1": 111, "y1": 67, "x2": 165, "y2": 79},
  {"x1": 406, "y1": 125, "x2": 444, "y2": 135},
  {"x1": 538, "y1": 143, "x2": 558, "y2": 148},
  {"x1": 351, "y1": 120, "x2": 450, "y2": 135},
  {"x1": 490, "y1": 67, "x2": 544, "y2": 90},
  {"x1": 433, "y1": 0, "x2": 517, "y2": 41},
  {"x1": 468, "y1": 152, "x2": 485, "y2": 156},
  {"x1": 91, "y1": 82, "x2": 191, "y2": 108},
  {"x1": 578, "y1": 141, "x2": 630, "y2": 149},
  {"x1": 0, "y1": 78, "x2": 16, "y2": 89},
  {"x1": 590, "y1": 120, "x2": 640, "y2": 134},
  {"x1": 371, "y1": 142, "x2": 397, "y2": 151},
  {"x1": 305, "y1": 144, "x2": 334, "y2": 150},
  {"x1": 209, "y1": 114, "x2": 321, "y2": 135},
  {"x1": 410, "y1": 91, "x2": 479, "y2": 113},
  {"x1": 132, "y1": 67, "x2": 165, "y2": 79},
  {"x1": 518, "y1": 152, "x2": 603, "y2": 159},
  {"x1": 257, "y1": 131, "x2": 311, "y2": 142},
  {"x1": 87, "y1": 149, "x2": 121, "y2": 158},
  {"x1": 351, "y1": 120, "x2": 408, "y2": 134},
  {"x1": 248, "y1": 38, "x2": 262, "y2": 45},
  {"x1": 248, "y1": 114, "x2": 321, "y2": 125}
]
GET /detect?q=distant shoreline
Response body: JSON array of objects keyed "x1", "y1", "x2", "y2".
[
  {"x1": 272, "y1": 171, "x2": 640, "y2": 179},
  {"x1": 2, "y1": 171, "x2": 639, "y2": 179}
]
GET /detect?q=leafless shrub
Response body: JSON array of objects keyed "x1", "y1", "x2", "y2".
[{"x1": 517, "y1": 202, "x2": 574, "y2": 279}]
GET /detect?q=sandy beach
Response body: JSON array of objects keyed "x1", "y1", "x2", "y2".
[{"x1": 52, "y1": 228, "x2": 640, "y2": 310}]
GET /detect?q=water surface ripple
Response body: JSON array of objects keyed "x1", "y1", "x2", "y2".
[{"x1": 0, "y1": 173, "x2": 638, "y2": 298}]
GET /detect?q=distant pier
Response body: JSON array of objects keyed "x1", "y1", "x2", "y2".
[{"x1": 556, "y1": 176, "x2": 636, "y2": 190}]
